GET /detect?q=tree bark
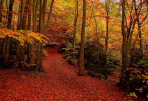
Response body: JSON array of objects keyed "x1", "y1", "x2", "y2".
[
  {"x1": 7, "y1": 0, "x2": 15, "y2": 29},
  {"x1": 22, "y1": 0, "x2": 28, "y2": 30},
  {"x1": 36, "y1": 0, "x2": 47, "y2": 70},
  {"x1": 3, "y1": 0, "x2": 15, "y2": 65},
  {"x1": 121, "y1": 0, "x2": 126, "y2": 73},
  {"x1": 1, "y1": 37, "x2": 6, "y2": 63},
  {"x1": 134, "y1": 0, "x2": 148, "y2": 60},
  {"x1": 33, "y1": 0, "x2": 38, "y2": 32},
  {"x1": 18, "y1": 0, "x2": 27, "y2": 68},
  {"x1": 18, "y1": 0, "x2": 25, "y2": 30},
  {"x1": 27, "y1": 0, "x2": 34, "y2": 64},
  {"x1": 45, "y1": 0, "x2": 54, "y2": 33},
  {"x1": 79, "y1": 0, "x2": 86, "y2": 75},
  {"x1": 72, "y1": 0, "x2": 78, "y2": 51},
  {"x1": 0, "y1": 0, "x2": 3, "y2": 22},
  {"x1": 105, "y1": 0, "x2": 109, "y2": 64}
]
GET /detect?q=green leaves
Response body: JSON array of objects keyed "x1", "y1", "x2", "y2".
[{"x1": 129, "y1": 92, "x2": 137, "y2": 98}]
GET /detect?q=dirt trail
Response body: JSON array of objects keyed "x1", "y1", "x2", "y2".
[
  {"x1": 0, "y1": 46, "x2": 144, "y2": 100},
  {"x1": 42, "y1": 46, "x2": 127, "y2": 101}
]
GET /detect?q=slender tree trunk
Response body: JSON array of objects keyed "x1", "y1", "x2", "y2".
[
  {"x1": 36, "y1": 0, "x2": 47, "y2": 70},
  {"x1": 79, "y1": 0, "x2": 86, "y2": 75},
  {"x1": 18, "y1": 0, "x2": 25, "y2": 30},
  {"x1": 3, "y1": 37, "x2": 10, "y2": 65},
  {"x1": 33, "y1": 0, "x2": 38, "y2": 32},
  {"x1": 0, "y1": 0, "x2": 3, "y2": 22},
  {"x1": 29, "y1": 0, "x2": 38, "y2": 65},
  {"x1": 73, "y1": 0, "x2": 78, "y2": 51},
  {"x1": 45, "y1": 0, "x2": 54, "y2": 33},
  {"x1": 27, "y1": 0, "x2": 33, "y2": 64},
  {"x1": 121, "y1": 0, "x2": 127, "y2": 73},
  {"x1": 16, "y1": 2, "x2": 21, "y2": 61},
  {"x1": 22, "y1": 0, "x2": 28, "y2": 30},
  {"x1": 134, "y1": 0, "x2": 143, "y2": 60},
  {"x1": 3, "y1": 0, "x2": 15, "y2": 66},
  {"x1": 105, "y1": 0, "x2": 109, "y2": 64},
  {"x1": 27, "y1": 0, "x2": 31, "y2": 30},
  {"x1": 19, "y1": 0, "x2": 27, "y2": 68},
  {"x1": 7, "y1": 0, "x2": 15, "y2": 29},
  {"x1": 0, "y1": 0, "x2": 3, "y2": 62},
  {"x1": 1, "y1": 37, "x2": 6, "y2": 63}
]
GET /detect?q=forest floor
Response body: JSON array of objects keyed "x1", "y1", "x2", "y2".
[{"x1": 0, "y1": 46, "x2": 147, "y2": 101}]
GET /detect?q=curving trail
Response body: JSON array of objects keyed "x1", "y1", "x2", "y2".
[{"x1": 0, "y1": 46, "x2": 146, "y2": 100}]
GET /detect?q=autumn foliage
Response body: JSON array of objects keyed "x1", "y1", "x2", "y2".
[{"x1": 0, "y1": 0, "x2": 148, "y2": 100}]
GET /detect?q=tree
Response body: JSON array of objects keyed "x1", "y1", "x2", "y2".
[
  {"x1": 0, "y1": 0, "x2": 3, "y2": 22},
  {"x1": 2, "y1": 0, "x2": 15, "y2": 66},
  {"x1": 105, "y1": 0, "x2": 109, "y2": 64},
  {"x1": 27, "y1": 0, "x2": 34, "y2": 64},
  {"x1": 121, "y1": 0, "x2": 137, "y2": 73},
  {"x1": 36, "y1": 0, "x2": 47, "y2": 70},
  {"x1": 133, "y1": 0, "x2": 148, "y2": 60},
  {"x1": 45, "y1": 0, "x2": 55, "y2": 33},
  {"x1": 79, "y1": 0, "x2": 86, "y2": 75},
  {"x1": 121, "y1": 0, "x2": 127, "y2": 74},
  {"x1": 72, "y1": 0, "x2": 78, "y2": 51}
]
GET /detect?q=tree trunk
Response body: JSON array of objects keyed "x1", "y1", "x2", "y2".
[
  {"x1": 18, "y1": 0, "x2": 27, "y2": 68},
  {"x1": 79, "y1": 0, "x2": 86, "y2": 75},
  {"x1": 22, "y1": 0, "x2": 28, "y2": 30},
  {"x1": 18, "y1": 0, "x2": 25, "y2": 30},
  {"x1": 7, "y1": 0, "x2": 15, "y2": 29},
  {"x1": 1, "y1": 37, "x2": 6, "y2": 63},
  {"x1": 3, "y1": 0, "x2": 15, "y2": 66},
  {"x1": 121, "y1": 0, "x2": 126, "y2": 73},
  {"x1": 36, "y1": 0, "x2": 47, "y2": 70},
  {"x1": 134, "y1": 0, "x2": 144, "y2": 60},
  {"x1": 27, "y1": 0, "x2": 31, "y2": 30},
  {"x1": 27, "y1": 0, "x2": 34, "y2": 64},
  {"x1": 0, "y1": 0, "x2": 3, "y2": 22},
  {"x1": 19, "y1": 45, "x2": 25, "y2": 68},
  {"x1": 105, "y1": 0, "x2": 109, "y2": 64},
  {"x1": 45, "y1": 0, "x2": 54, "y2": 33},
  {"x1": 3, "y1": 37, "x2": 10, "y2": 65},
  {"x1": 16, "y1": 1, "x2": 21, "y2": 61},
  {"x1": 73, "y1": 0, "x2": 78, "y2": 51},
  {"x1": 33, "y1": 0, "x2": 38, "y2": 32}
]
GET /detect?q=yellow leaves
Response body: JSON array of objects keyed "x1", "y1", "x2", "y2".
[
  {"x1": 26, "y1": 30, "x2": 48, "y2": 44},
  {"x1": 0, "y1": 27, "x2": 48, "y2": 46}
]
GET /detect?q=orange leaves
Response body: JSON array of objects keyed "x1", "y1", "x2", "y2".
[
  {"x1": 106, "y1": 15, "x2": 110, "y2": 20},
  {"x1": 0, "y1": 24, "x2": 48, "y2": 45}
]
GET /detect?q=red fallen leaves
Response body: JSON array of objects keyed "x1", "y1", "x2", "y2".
[{"x1": 0, "y1": 46, "x2": 147, "y2": 101}]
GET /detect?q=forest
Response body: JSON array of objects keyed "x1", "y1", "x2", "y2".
[{"x1": 0, "y1": 0, "x2": 148, "y2": 100}]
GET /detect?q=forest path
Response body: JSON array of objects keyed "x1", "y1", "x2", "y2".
[
  {"x1": 42, "y1": 46, "x2": 127, "y2": 101},
  {"x1": 0, "y1": 46, "x2": 140, "y2": 100}
]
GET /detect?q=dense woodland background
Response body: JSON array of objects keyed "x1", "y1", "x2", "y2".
[{"x1": 0, "y1": 0, "x2": 148, "y2": 99}]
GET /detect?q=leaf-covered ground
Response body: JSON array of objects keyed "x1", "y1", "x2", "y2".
[{"x1": 0, "y1": 46, "x2": 147, "y2": 100}]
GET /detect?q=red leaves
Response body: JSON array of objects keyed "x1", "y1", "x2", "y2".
[
  {"x1": 106, "y1": 16, "x2": 110, "y2": 20},
  {"x1": 0, "y1": 47, "x2": 147, "y2": 100}
]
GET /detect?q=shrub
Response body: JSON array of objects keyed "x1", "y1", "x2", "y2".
[
  {"x1": 84, "y1": 42, "x2": 119, "y2": 78},
  {"x1": 58, "y1": 40, "x2": 80, "y2": 65},
  {"x1": 118, "y1": 68, "x2": 148, "y2": 98}
]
